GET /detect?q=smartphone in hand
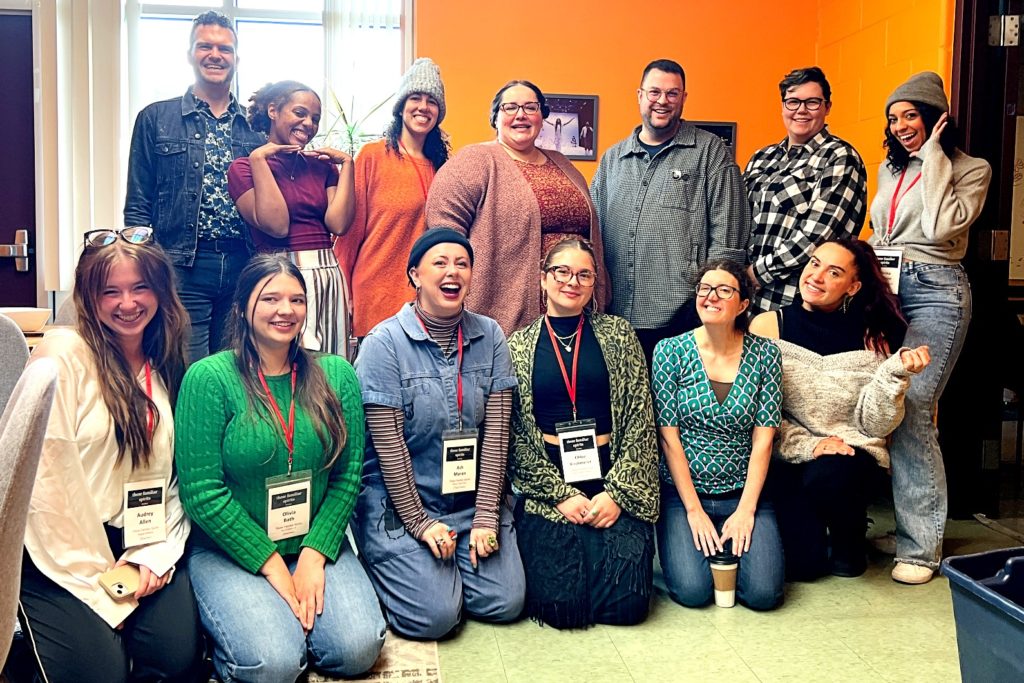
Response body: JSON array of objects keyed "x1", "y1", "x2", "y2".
[{"x1": 99, "y1": 565, "x2": 140, "y2": 602}]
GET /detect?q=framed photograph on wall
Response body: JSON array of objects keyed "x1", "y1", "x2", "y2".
[
  {"x1": 535, "y1": 94, "x2": 598, "y2": 161},
  {"x1": 690, "y1": 121, "x2": 737, "y2": 160}
]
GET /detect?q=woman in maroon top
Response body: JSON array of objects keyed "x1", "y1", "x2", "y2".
[{"x1": 228, "y1": 80, "x2": 354, "y2": 358}]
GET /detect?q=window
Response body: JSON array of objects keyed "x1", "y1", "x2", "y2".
[{"x1": 126, "y1": 1, "x2": 407, "y2": 150}]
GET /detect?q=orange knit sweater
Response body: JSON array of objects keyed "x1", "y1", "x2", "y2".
[{"x1": 334, "y1": 140, "x2": 435, "y2": 337}]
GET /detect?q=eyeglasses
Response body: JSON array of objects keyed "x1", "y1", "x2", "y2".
[
  {"x1": 499, "y1": 102, "x2": 541, "y2": 116},
  {"x1": 640, "y1": 88, "x2": 683, "y2": 103},
  {"x1": 546, "y1": 265, "x2": 596, "y2": 288},
  {"x1": 782, "y1": 97, "x2": 826, "y2": 111},
  {"x1": 83, "y1": 226, "x2": 155, "y2": 248},
  {"x1": 695, "y1": 283, "x2": 738, "y2": 299}
]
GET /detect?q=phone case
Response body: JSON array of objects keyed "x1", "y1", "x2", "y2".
[{"x1": 99, "y1": 565, "x2": 140, "y2": 601}]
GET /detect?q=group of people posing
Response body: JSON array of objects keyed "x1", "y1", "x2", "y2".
[{"x1": 16, "y1": 9, "x2": 992, "y2": 683}]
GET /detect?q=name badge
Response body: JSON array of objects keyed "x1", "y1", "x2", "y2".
[
  {"x1": 555, "y1": 418, "x2": 602, "y2": 483},
  {"x1": 265, "y1": 470, "x2": 312, "y2": 542},
  {"x1": 873, "y1": 247, "x2": 903, "y2": 294},
  {"x1": 441, "y1": 428, "x2": 478, "y2": 495},
  {"x1": 122, "y1": 479, "x2": 167, "y2": 548}
]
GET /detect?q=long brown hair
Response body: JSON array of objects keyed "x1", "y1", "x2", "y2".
[
  {"x1": 74, "y1": 241, "x2": 189, "y2": 470},
  {"x1": 225, "y1": 254, "x2": 348, "y2": 469}
]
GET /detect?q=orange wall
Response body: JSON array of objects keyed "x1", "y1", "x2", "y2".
[
  {"x1": 816, "y1": 0, "x2": 956, "y2": 234},
  {"x1": 414, "y1": 0, "x2": 954, "y2": 189},
  {"x1": 414, "y1": 0, "x2": 817, "y2": 183}
]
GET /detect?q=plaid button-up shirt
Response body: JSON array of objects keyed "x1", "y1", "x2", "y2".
[
  {"x1": 591, "y1": 123, "x2": 750, "y2": 329},
  {"x1": 744, "y1": 127, "x2": 866, "y2": 312}
]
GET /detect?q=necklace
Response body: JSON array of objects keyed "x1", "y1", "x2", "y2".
[
  {"x1": 288, "y1": 152, "x2": 304, "y2": 180},
  {"x1": 551, "y1": 328, "x2": 579, "y2": 353}
]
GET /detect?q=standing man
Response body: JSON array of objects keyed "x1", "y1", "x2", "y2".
[
  {"x1": 745, "y1": 66, "x2": 866, "y2": 312},
  {"x1": 124, "y1": 10, "x2": 265, "y2": 361},
  {"x1": 591, "y1": 59, "x2": 750, "y2": 365}
]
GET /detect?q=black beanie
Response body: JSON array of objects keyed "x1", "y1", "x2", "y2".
[{"x1": 407, "y1": 228, "x2": 474, "y2": 274}]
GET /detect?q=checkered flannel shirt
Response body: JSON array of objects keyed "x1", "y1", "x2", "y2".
[
  {"x1": 744, "y1": 128, "x2": 866, "y2": 312},
  {"x1": 591, "y1": 123, "x2": 750, "y2": 329}
]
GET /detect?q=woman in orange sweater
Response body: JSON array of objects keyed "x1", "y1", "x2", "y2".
[{"x1": 334, "y1": 58, "x2": 450, "y2": 345}]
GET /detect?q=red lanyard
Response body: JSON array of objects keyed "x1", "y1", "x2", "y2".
[
  {"x1": 416, "y1": 315, "x2": 465, "y2": 428},
  {"x1": 258, "y1": 364, "x2": 298, "y2": 475},
  {"x1": 544, "y1": 315, "x2": 585, "y2": 420},
  {"x1": 143, "y1": 362, "x2": 154, "y2": 438},
  {"x1": 887, "y1": 168, "x2": 922, "y2": 233},
  {"x1": 398, "y1": 140, "x2": 433, "y2": 201}
]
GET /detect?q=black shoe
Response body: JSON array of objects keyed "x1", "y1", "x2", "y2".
[{"x1": 830, "y1": 555, "x2": 867, "y2": 578}]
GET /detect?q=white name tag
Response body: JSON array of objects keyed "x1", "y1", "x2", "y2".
[
  {"x1": 266, "y1": 471, "x2": 312, "y2": 542},
  {"x1": 122, "y1": 479, "x2": 167, "y2": 548},
  {"x1": 556, "y1": 419, "x2": 602, "y2": 483},
  {"x1": 441, "y1": 428, "x2": 478, "y2": 495},
  {"x1": 873, "y1": 247, "x2": 903, "y2": 294}
]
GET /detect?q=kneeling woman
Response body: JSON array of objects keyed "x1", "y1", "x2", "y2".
[
  {"x1": 654, "y1": 260, "x2": 784, "y2": 610},
  {"x1": 21, "y1": 230, "x2": 200, "y2": 682},
  {"x1": 176, "y1": 255, "x2": 385, "y2": 682},
  {"x1": 508, "y1": 238, "x2": 659, "y2": 628},
  {"x1": 352, "y1": 228, "x2": 525, "y2": 639},
  {"x1": 750, "y1": 239, "x2": 929, "y2": 580}
]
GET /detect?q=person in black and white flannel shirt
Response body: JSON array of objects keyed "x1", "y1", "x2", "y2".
[{"x1": 744, "y1": 67, "x2": 866, "y2": 313}]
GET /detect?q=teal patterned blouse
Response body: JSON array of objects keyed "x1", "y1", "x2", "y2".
[{"x1": 652, "y1": 331, "x2": 782, "y2": 494}]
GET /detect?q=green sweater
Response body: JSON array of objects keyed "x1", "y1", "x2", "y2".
[{"x1": 175, "y1": 351, "x2": 365, "y2": 573}]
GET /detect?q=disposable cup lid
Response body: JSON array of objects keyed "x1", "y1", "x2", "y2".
[{"x1": 708, "y1": 552, "x2": 739, "y2": 565}]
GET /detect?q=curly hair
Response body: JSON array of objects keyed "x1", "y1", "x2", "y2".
[
  {"x1": 246, "y1": 80, "x2": 319, "y2": 135},
  {"x1": 694, "y1": 259, "x2": 753, "y2": 332},
  {"x1": 383, "y1": 102, "x2": 450, "y2": 171},
  {"x1": 225, "y1": 254, "x2": 348, "y2": 470},
  {"x1": 884, "y1": 101, "x2": 958, "y2": 174},
  {"x1": 74, "y1": 241, "x2": 189, "y2": 470},
  {"x1": 826, "y1": 239, "x2": 907, "y2": 355}
]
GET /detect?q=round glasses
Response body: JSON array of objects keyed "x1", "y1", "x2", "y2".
[
  {"x1": 695, "y1": 283, "x2": 737, "y2": 299},
  {"x1": 641, "y1": 88, "x2": 683, "y2": 103},
  {"x1": 546, "y1": 265, "x2": 596, "y2": 288},
  {"x1": 499, "y1": 102, "x2": 541, "y2": 116},
  {"x1": 782, "y1": 97, "x2": 825, "y2": 111},
  {"x1": 83, "y1": 226, "x2": 155, "y2": 248}
]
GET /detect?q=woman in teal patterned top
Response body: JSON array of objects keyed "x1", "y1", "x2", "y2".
[
  {"x1": 652, "y1": 259, "x2": 784, "y2": 610},
  {"x1": 176, "y1": 254, "x2": 384, "y2": 681}
]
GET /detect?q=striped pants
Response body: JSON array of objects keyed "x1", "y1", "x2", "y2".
[{"x1": 288, "y1": 248, "x2": 350, "y2": 359}]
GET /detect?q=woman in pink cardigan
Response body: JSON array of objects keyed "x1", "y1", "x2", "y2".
[{"x1": 425, "y1": 80, "x2": 609, "y2": 335}]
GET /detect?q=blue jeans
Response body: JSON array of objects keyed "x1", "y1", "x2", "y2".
[
  {"x1": 657, "y1": 488, "x2": 784, "y2": 610},
  {"x1": 174, "y1": 241, "x2": 250, "y2": 364},
  {"x1": 188, "y1": 540, "x2": 386, "y2": 683},
  {"x1": 890, "y1": 262, "x2": 971, "y2": 568}
]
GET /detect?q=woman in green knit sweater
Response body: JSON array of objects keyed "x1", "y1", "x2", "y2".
[{"x1": 175, "y1": 254, "x2": 384, "y2": 682}]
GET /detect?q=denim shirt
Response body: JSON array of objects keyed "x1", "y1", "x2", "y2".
[
  {"x1": 355, "y1": 304, "x2": 518, "y2": 514},
  {"x1": 124, "y1": 86, "x2": 266, "y2": 267}
]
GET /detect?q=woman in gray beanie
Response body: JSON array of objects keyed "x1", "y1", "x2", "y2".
[
  {"x1": 868, "y1": 71, "x2": 991, "y2": 585},
  {"x1": 334, "y1": 57, "x2": 451, "y2": 346}
]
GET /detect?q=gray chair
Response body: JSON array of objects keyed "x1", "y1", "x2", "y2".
[
  {"x1": 0, "y1": 358, "x2": 58, "y2": 667},
  {"x1": 0, "y1": 313, "x2": 29, "y2": 417},
  {"x1": 52, "y1": 296, "x2": 76, "y2": 327}
]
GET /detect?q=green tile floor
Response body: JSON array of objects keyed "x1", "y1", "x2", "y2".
[{"x1": 437, "y1": 515, "x2": 1019, "y2": 683}]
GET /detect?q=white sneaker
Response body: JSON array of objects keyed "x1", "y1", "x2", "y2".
[{"x1": 892, "y1": 562, "x2": 934, "y2": 585}]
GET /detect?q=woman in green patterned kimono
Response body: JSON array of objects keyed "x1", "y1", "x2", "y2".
[{"x1": 508, "y1": 238, "x2": 659, "y2": 629}]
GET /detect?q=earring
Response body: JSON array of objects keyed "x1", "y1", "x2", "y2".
[{"x1": 842, "y1": 294, "x2": 853, "y2": 314}]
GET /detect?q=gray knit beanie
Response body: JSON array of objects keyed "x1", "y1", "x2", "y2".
[
  {"x1": 393, "y1": 57, "x2": 446, "y2": 124},
  {"x1": 885, "y1": 71, "x2": 949, "y2": 115}
]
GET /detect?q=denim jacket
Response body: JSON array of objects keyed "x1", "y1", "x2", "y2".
[
  {"x1": 123, "y1": 87, "x2": 265, "y2": 267},
  {"x1": 355, "y1": 303, "x2": 518, "y2": 515}
]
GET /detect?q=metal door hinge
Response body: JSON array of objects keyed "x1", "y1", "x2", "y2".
[
  {"x1": 990, "y1": 15, "x2": 1021, "y2": 46},
  {"x1": 0, "y1": 229, "x2": 30, "y2": 272}
]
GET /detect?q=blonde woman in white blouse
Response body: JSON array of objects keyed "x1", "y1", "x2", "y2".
[{"x1": 18, "y1": 229, "x2": 201, "y2": 683}]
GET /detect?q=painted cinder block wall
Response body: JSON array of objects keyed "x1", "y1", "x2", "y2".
[{"x1": 414, "y1": 0, "x2": 955, "y2": 199}]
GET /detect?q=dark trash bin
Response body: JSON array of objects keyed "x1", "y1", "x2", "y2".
[{"x1": 942, "y1": 547, "x2": 1024, "y2": 682}]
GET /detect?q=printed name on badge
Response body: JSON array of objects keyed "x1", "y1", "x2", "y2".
[{"x1": 123, "y1": 478, "x2": 167, "y2": 548}]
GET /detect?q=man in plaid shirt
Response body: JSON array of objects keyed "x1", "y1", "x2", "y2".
[
  {"x1": 592, "y1": 59, "x2": 750, "y2": 366},
  {"x1": 744, "y1": 67, "x2": 866, "y2": 312}
]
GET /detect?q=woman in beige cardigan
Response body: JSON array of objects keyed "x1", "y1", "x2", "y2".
[{"x1": 425, "y1": 80, "x2": 609, "y2": 334}]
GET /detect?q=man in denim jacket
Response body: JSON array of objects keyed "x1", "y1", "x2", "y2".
[{"x1": 124, "y1": 10, "x2": 264, "y2": 362}]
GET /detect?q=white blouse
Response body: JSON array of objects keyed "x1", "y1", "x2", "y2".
[{"x1": 23, "y1": 328, "x2": 190, "y2": 627}]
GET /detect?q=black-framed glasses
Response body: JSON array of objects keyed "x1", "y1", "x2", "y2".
[
  {"x1": 640, "y1": 88, "x2": 683, "y2": 103},
  {"x1": 546, "y1": 265, "x2": 596, "y2": 288},
  {"x1": 782, "y1": 97, "x2": 825, "y2": 111},
  {"x1": 83, "y1": 226, "x2": 154, "y2": 248},
  {"x1": 695, "y1": 283, "x2": 737, "y2": 300},
  {"x1": 499, "y1": 102, "x2": 541, "y2": 116}
]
